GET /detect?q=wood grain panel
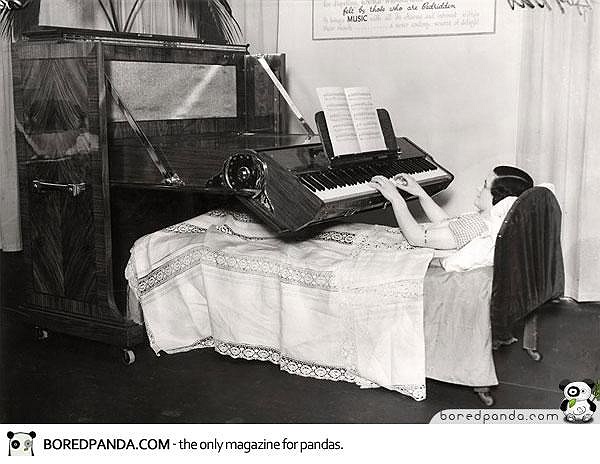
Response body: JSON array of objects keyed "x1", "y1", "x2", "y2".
[{"x1": 26, "y1": 155, "x2": 97, "y2": 303}]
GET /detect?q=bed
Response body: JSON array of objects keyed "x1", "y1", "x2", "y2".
[{"x1": 125, "y1": 186, "x2": 564, "y2": 404}]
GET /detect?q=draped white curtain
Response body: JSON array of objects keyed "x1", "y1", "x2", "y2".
[
  {"x1": 0, "y1": 36, "x2": 21, "y2": 251},
  {"x1": 516, "y1": 8, "x2": 600, "y2": 301}
]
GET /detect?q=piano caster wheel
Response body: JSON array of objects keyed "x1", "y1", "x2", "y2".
[
  {"x1": 122, "y1": 349, "x2": 136, "y2": 366},
  {"x1": 35, "y1": 327, "x2": 49, "y2": 340},
  {"x1": 526, "y1": 349, "x2": 542, "y2": 362}
]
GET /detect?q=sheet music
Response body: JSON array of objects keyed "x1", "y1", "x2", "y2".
[
  {"x1": 344, "y1": 87, "x2": 387, "y2": 153},
  {"x1": 317, "y1": 87, "x2": 360, "y2": 156},
  {"x1": 317, "y1": 86, "x2": 387, "y2": 156}
]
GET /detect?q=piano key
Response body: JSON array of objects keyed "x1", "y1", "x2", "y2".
[
  {"x1": 310, "y1": 164, "x2": 449, "y2": 202},
  {"x1": 298, "y1": 176, "x2": 317, "y2": 192},
  {"x1": 321, "y1": 171, "x2": 341, "y2": 188},
  {"x1": 314, "y1": 172, "x2": 334, "y2": 189},
  {"x1": 304, "y1": 174, "x2": 327, "y2": 191},
  {"x1": 326, "y1": 169, "x2": 349, "y2": 187}
]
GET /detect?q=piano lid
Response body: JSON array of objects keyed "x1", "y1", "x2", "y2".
[{"x1": 22, "y1": 26, "x2": 249, "y2": 52}]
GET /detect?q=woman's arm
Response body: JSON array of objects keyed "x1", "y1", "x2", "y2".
[
  {"x1": 393, "y1": 174, "x2": 449, "y2": 223},
  {"x1": 389, "y1": 196, "x2": 457, "y2": 249},
  {"x1": 370, "y1": 176, "x2": 457, "y2": 249}
]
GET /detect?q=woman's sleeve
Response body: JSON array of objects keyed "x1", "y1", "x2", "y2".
[{"x1": 447, "y1": 213, "x2": 489, "y2": 249}]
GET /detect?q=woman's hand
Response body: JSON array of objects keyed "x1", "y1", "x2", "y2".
[
  {"x1": 393, "y1": 174, "x2": 425, "y2": 197},
  {"x1": 369, "y1": 176, "x2": 404, "y2": 203}
]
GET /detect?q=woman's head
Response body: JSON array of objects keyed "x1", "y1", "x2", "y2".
[
  {"x1": 475, "y1": 166, "x2": 533, "y2": 212},
  {"x1": 490, "y1": 166, "x2": 533, "y2": 205}
]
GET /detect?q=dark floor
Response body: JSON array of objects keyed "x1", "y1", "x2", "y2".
[{"x1": 1, "y1": 298, "x2": 598, "y2": 424}]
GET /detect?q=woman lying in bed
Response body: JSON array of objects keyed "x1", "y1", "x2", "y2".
[{"x1": 370, "y1": 166, "x2": 533, "y2": 269}]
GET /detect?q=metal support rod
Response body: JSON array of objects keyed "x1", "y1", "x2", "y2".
[{"x1": 256, "y1": 55, "x2": 316, "y2": 137}]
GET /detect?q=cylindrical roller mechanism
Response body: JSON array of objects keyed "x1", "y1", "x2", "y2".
[{"x1": 223, "y1": 150, "x2": 266, "y2": 194}]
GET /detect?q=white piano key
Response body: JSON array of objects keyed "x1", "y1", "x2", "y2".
[{"x1": 312, "y1": 168, "x2": 448, "y2": 202}]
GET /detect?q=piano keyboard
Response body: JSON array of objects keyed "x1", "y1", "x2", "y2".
[
  {"x1": 219, "y1": 137, "x2": 453, "y2": 233},
  {"x1": 296, "y1": 157, "x2": 447, "y2": 202}
]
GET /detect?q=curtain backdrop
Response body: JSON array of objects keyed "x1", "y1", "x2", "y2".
[
  {"x1": 0, "y1": 37, "x2": 21, "y2": 251},
  {"x1": 516, "y1": 8, "x2": 600, "y2": 301}
]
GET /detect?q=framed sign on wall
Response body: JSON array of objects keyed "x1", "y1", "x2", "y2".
[{"x1": 312, "y1": 0, "x2": 497, "y2": 40}]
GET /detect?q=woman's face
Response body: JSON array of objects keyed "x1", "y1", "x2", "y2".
[{"x1": 474, "y1": 171, "x2": 496, "y2": 212}]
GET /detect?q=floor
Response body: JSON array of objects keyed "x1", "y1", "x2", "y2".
[{"x1": 1, "y1": 297, "x2": 598, "y2": 424}]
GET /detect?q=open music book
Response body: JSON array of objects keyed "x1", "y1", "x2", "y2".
[{"x1": 317, "y1": 86, "x2": 387, "y2": 156}]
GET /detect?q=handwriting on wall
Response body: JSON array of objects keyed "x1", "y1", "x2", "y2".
[
  {"x1": 507, "y1": 0, "x2": 594, "y2": 15},
  {"x1": 312, "y1": 0, "x2": 496, "y2": 40}
]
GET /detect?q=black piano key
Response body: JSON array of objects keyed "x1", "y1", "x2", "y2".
[
  {"x1": 405, "y1": 159, "x2": 419, "y2": 173},
  {"x1": 316, "y1": 172, "x2": 336, "y2": 189},
  {"x1": 422, "y1": 158, "x2": 436, "y2": 170},
  {"x1": 365, "y1": 164, "x2": 379, "y2": 178},
  {"x1": 299, "y1": 174, "x2": 317, "y2": 191},
  {"x1": 347, "y1": 170, "x2": 362, "y2": 185},
  {"x1": 337, "y1": 169, "x2": 355, "y2": 185},
  {"x1": 409, "y1": 158, "x2": 423, "y2": 172},
  {"x1": 391, "y1": 160, "x2": 405, "y2": 174},
  {"x1": 356, "y1": 166, "x2": 371, "y2": 182},
  {"x1": 314, "y1": 172, "x2": 335, "y2": 189},
  {"x1": 305, "y1": 174, "x2": 326, "y2": 191},
  {"x1": 326, "y1": 169, "x2": 348, "y2": 187},
  {"x1": 377, "y1": 163, "x2": 394, "y2": 178},
  {"x1": 399, "y1": 159, "x2": 413, "y2": 174},
  {"x1": 367, "y1": 164, "x2": 380, "y2": 177},
  {"x1": 338, "y1": 168, "x2": 352, "y2": 185},
  {"x1": 322, "y1": 170, "x2": 343, "y2": 188},
  {"x1": 382, "y1": 164, "x2": 396, "y2": 178},
  {"x1": 414, "y1": 157, "x2": 432, "y2": 171},
  {"x1": 298, "y1": 176, "x2": 317, "y2": 192}
]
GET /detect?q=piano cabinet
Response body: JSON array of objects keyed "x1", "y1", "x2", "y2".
[{"x1": 8, "y1": 28, "x2": 287, "y2": 363}]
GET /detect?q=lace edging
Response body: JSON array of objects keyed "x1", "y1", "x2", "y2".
[{"x1": 212, "y1": 338, "x2": 425, "y2": 401}]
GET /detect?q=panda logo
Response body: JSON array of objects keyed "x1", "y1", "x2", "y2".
[
  {"x1": 559, "y1": 379, "x2": 597, "y2": 422},
  {"x1": 7, "y1": 431, "x2": 36, "y2": 456}
]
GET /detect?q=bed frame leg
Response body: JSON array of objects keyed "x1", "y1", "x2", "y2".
[
  {"x1": 523, "y1": 313, "x2": 542, "y2": 361},
  {"x1": 474, "y1": 387, "x2": 495, "y2": 406}
]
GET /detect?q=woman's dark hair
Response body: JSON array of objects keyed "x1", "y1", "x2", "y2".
[{"x1": 490, "y1": 166, "x2": 534, "y2": 205}]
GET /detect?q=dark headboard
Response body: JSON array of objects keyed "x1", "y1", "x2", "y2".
[{"x1": 490, "y1": 186, "x2": 565, "y2": 338}]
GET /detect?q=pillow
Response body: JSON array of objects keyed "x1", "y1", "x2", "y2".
[{"x1": 441, "y1": 196, "x2": 517, "y2": 272}]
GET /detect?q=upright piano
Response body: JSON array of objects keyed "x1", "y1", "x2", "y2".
[{"x1": 9, "y1": 27, "x2": 453, "y2": 361}]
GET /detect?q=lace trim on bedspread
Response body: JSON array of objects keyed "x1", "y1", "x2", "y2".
[
  {"x1": 159, "y1": 211, "x2": 414, "y2": 253},
  {"x1": 137, "y1": 246, "x2": 337, "y2": 295},
  {"x1": 156, "y1": 335, "x2": 426, "y2": 400},
  {"x1": 162, "y1": 220, "x2": 359, "y2": 246},
  {"x1": 207, "y1": 209, "x2": 257, "y2": 223},
  {"x1": 181, "y1": 338, "x2": 425, "y2": 401}
]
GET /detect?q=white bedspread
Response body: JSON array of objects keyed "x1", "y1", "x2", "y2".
[{"x1": 126, "y1": 210, "x2": 434, "y2": 400}]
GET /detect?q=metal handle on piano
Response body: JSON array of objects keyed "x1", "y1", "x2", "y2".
[{"x1": 32, "y1": 180, "x2": 87, "y2": 197}]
